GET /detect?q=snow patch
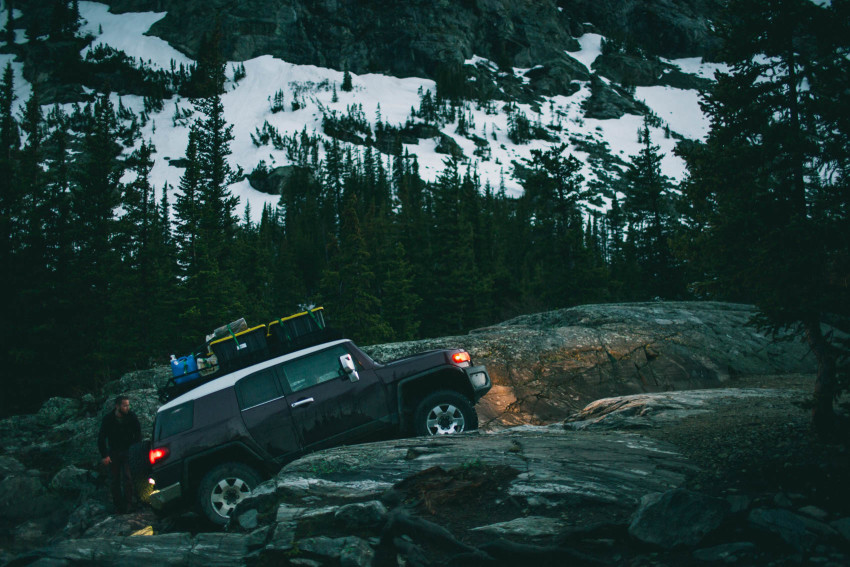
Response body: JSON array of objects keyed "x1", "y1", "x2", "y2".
[
  {"x1": 79, "y1": 1, "x2": 192, "y2": 69},
  {"x1": 569, "y1": 33, "x2": 603, "y2": 71}
]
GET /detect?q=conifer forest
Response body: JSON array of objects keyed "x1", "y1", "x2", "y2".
[{"x1": 0, "y1": 0, "x2": 848, "y2": 420}]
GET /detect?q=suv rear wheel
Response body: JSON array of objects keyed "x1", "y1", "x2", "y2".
[
  {"x1": 413, "y1": 390, "x2": 478, "y2": 436},
  {"x1": 198, "y1": 462, "x2": 262, "y2": 525}
]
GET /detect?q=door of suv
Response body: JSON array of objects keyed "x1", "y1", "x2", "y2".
[
  {"x1": 236, "y1": 367, "x2": 300, "y2": 460},
  {"x1": 279, "y1": 343, "x2": 392, "y2": 450}
]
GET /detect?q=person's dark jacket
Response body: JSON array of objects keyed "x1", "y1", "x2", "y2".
[{"x1": 98, "y1": 411, "x2": 142, "y2": 458}]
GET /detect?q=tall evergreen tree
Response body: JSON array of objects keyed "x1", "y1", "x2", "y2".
[
  {"x1": 622, "y1": 119, "x2": 680, "y2": 298},
  {"x1": 194, "y1": 92, "x2": 239, "y2": 250},
  {"x1": 174, "y1": 125, "x2": 202, "y2": 275},
  {"x1": 0, "y1": 62, "x2": 18, "y2": 287},
  {"x1": 108, "y1": 141, "x2": 177, "y2": 365},
  {"x1": 320, "y1": 191, "x2": 391, "y2": 344},
  {"x1": 681, "y1": 0, "x2": 849, "y2": 434},
  {"x1": 68, "y1": 93, "x2": 124, "y2": 385},
  {"x1": 419, "y1": 158, "x2": 483, "y2": 335},
  {"x1": 173, "y1": 89, "x2": 243, "y2": 340},
  {"x1": 516, "y1": 144, "x2": 593, "y2": 309},
  {"x1": 185, "y1": 23, "x2": 226, "y2": 98}
]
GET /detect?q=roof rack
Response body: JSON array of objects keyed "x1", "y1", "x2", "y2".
[{"x1": 159, "y1": 308, "x2": 340, "y2": 402}]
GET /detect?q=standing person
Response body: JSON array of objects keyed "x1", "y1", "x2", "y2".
[{"x1": 97, "y1": 395, "x2": 142, "y2": 513}]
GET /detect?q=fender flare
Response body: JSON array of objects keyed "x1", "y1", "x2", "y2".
[{"x1": 395, "y1": 365, "x2": 474, "y2": 432}]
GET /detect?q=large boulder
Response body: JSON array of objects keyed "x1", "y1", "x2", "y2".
[
  {"x1": 558, "y1": 0, "x2": 723, "y2": 58},
  {"x1": 628, "y1": 489, "x2": 730, "y2": 548},
  {"x1": 365, "y1": 302, "x2": 816, "y2": 428}
]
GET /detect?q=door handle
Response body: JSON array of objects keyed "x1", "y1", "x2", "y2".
[{"x1": 291, "y1": 397, "x2": 315, "y2": 408}]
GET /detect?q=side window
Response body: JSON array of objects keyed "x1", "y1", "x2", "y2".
[
  {"x1": 156, "y1": 401, "x2": 194, "y2": 440},
  {"x1": 281, "y1": 345, "x2": 350, "y2": 393},
  {"x1": 236, "y1": 368, "x2": 282, "y2": 409}
]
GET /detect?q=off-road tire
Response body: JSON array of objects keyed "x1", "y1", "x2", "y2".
[
  {"x1": 198, "y1": 462, "x2": 262, "y2": 525},
  {"x1": 413, "y1": 390, "x2": 478, "y2": 436}
]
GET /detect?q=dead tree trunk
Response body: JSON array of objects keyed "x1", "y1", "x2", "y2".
[{"x1": 805, "y1": 318, "x2": 837, "y2": 436}]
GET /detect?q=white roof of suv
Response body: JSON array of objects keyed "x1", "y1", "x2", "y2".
[{"x1": 158, "y1": 339, "x2": 350, "y2": 412}]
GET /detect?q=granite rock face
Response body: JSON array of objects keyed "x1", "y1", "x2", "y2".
[
  {"x1": 365, "y1": 302, "x2": 816, "y2": 428},
  {"x1": 557, "y1": 0, "x2": 724, "y2": 58},
  {"x1": 100, "y1": 0, "x2": 721, "y2": 91},
  {"x1": 0, "y1": 301, "x2": 825, "y2": 565}
]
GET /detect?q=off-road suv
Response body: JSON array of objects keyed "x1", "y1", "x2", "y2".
[{"x1": 148, "y1": 338, "x2": 491, "y2": 524}]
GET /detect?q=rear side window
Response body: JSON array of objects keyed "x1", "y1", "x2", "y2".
[
  {"x1": 155, "y1": 401, "x2": 194, "y2": 440},
  {"x1": 236, "y1": 368, "x2": 282, "y2": 409}
]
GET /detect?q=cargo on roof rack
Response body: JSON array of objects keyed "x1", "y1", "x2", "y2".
[
  {"x1": 158, "y1": 308, "x2": 340, "y2": 402},
  {"x1": 210, "y1": 324, "x2": 269, "y2": 371}
]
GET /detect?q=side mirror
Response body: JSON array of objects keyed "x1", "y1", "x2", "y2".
[{"x1": 339, "y1": 354, "x2": 359, "y2": 382}]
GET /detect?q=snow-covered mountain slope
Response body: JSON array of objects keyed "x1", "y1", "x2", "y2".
[{"x1": 3, "y1": 2, "x2": 727, "y2": 222}]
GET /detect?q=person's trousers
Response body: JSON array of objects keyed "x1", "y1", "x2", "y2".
[{"x1": 109, "y1": 454, "x2": 134, "y2": 513}]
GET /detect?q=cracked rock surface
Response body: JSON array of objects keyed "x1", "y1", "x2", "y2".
[
  {"x1": 4, "y1": 301, "x2": 844, "y2": 567},
  {"x1": 366, "y1": 301, "x2": 816, "y2": 428}
]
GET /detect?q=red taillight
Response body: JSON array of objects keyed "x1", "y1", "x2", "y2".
[
  {"x1": 452, "y1": 352, "x2": 471, "y2": 364},
  {"x1": 149, "y1": 447, "x2": 169, "y2": 465}
]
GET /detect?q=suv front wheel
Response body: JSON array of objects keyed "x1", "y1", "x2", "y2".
[
  {"x1": 413, "y1": 390, "x2": 478, "y2": 436},
  {"x1": 198, "y1": 462, "x2": 262, "y2": 525}
]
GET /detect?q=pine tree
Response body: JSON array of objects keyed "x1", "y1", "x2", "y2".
[
  {"x1": 622, "y1": 118, "x2": 679, "y2": 298},
  {"x1": 320, "y1": 191, "x2": 391, "y2": 344},
  {"x1": 380, "y1": 242, "x2": 421, "y2": 340},
  {"x1": 107, "y1": 141, "x2": 171, "y2": 364},
  {"x1": 341, "y1": 63, "x2": 353, "y2": 92},
  {"x1": 194, "y1": 92, "x2": 239, "y2": 250},
  {"x1": 419, "y1": 158, "x2": 480, "y2": 335},
  {"x1": 516, "y1": 144, "x2": 592, "y2": 308},
  {"x1": 260, "y1": 204, "x2": 305, "y2": 314},
  {"x1": 68, "y1": 93, "x2": 124, "y2": 384},
  {"x1": 0, "y1": 62, "x2": 18, "y2": 276},
  {"x1": 681, "y1": 0, "x2": 849, "y2": 434},
  {"x1": 174, "y1": 125, "x2": 203, "y2": 274},
  {"x1": 4, "y1": 1, "x2": 14, "y2": 45},
  {"x1": 72, "y1": 95, "x2": 122, "y2": 278},
  {"x1": 185, "y1": 23, "x2": 226, "y2": 98},
  {"x1": 173, "y1": 89, "x2": 243, "y2": 339}
]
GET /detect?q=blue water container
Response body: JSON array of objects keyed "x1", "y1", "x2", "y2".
[{"x1": 171, "y1": 354, "x2": 200, "y2": 384}]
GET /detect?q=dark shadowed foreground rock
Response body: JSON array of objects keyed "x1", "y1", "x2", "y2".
[
  {"x1": 748, "y1": 507, "x2": 840, "y2": 552},
  {"x1": 11, "y1": 384, "x2": 850, "y2": 566},
  {"x1": 628, "y1": 488, "x2": 729, "y2": 548},
  {"x1": 17, "y1": 427, "x2": 692, "y2": 566},
  {"x1": 1, "y1": 302, "x2": 835, "y2": 566}
]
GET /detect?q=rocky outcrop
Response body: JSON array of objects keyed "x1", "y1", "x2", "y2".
[
  {"x1": 558, "y1": 0, "x2": 724, "y2": 58},
  {"x1": 581, "y1": 73, "x2": 644, "y2": 119},
  {"x1": 104, "y1": 1, "x2": 577, "y2": 78},
  {"x1": 365, "y1": 301, "x2": 816, "y2": 428},
  {"x1": 563, "y1": 388, "x2": 804, "y2": 431},
  {"x1": 14, "y1": 387, "x2": 849, "y2": 566},
  {"x1": 18, "y1": 427, "x2": 695, "y2": 565},
  {"x1": 99, "y1": 0, "x2": 720, "y2": 94},
  {"x1": 0, "y1": 301, "x2": 824, "y2": 564},
  {"x1": 592, "y1": 53, "x2": 714, "y2": 90}
]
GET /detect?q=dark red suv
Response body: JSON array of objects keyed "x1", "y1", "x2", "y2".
[{"x1": 148, "y1": 338, "x2": 491, "y2": 524}]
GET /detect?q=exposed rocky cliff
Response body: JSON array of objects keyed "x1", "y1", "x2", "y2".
[
  {"x1": 1, "y1": 301, "x2": 834, "y2": 566},
  {"x1": 94, "y1": 0, "x2": 721, "y2": 95}
]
